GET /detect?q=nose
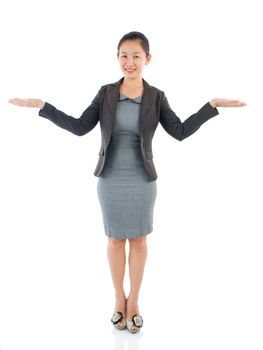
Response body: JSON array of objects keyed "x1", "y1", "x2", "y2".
[{"x1": 126, "y1": 57, "x2": 135, "y2": 65}]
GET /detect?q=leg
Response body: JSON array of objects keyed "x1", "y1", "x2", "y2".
[
  {"x1": 127, "y1": 235, "x2": 148, "y2": 322},
  {"x1": 107, "y1": 237, "x2": 127, "y2": 327}
]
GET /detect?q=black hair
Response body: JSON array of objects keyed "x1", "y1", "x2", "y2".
[{"x1": 117, "y1": 31, "x2": 150, "y2": 57}]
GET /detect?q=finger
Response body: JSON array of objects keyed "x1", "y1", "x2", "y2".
[
  {"x1": 8, "y1": 98, "x2": 20, "y2": 105},
  {"x1": 226, "y1": 101, "x2": 247, "y2": 107},
  {"x1": 9, "y1": 98, "x2": 25, "y2": 106},
  {"x1": 228, "y1": 99, "x2": 247, "y2": 105},
  {"x1": 231, "y1": 101, "x2": 246, "y2": 106},
  {"x1": 226, "y1": 99, "x2": 241, "y2": 103}
]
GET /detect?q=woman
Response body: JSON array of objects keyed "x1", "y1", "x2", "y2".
[{"x1": 8, "y1": 31, "x2": 246, "y2": 333}]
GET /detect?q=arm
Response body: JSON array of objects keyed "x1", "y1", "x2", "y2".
[
  {"x1": 38, "y1": 86, "x2": 104, "y2": 136},
  {"x1": 159, "y1": 92, "x2": 219, "y2": 141}
]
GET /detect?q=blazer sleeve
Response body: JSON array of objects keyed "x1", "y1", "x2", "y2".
[
  {"x1": 38, "y1": 86, "x2": 103, "y2": 136},
  {"x1": 159, "y1": 92, "x2": 219, "y2": 141}
]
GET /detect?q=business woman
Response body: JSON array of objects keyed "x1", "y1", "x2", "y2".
[{"x1": 9, "y1": 31, "x2": 246, "y2": 333}]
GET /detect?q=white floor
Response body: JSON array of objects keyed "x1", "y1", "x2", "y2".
[{"x1": 0, "y1": 224, "x2": 262, "y2": 350}]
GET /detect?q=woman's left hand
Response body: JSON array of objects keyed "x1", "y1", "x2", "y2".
[{"x1": 209, "y1": 98, "x2": 247, "y2": 108}]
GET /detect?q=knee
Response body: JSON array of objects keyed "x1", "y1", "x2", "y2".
[
  {"x1": 108, "y1": 237, "x2": 127, "y2": 249},
  {"x1": 128, "y1": 236, "x2": 147, "y2": 247}
]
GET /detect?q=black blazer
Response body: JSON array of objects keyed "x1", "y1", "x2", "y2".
[{"x1": 39, "y1": 76, "x2": 219, "y2": 181}]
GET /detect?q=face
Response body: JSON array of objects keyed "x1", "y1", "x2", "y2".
[{"x1": 117, "y1": 40, "x2": 151, "y2": 79}]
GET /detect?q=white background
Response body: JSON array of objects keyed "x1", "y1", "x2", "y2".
[{"x1": 0, "y1": 0, "x2": 262, "y2": 349}]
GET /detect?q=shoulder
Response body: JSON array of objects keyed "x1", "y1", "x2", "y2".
[{"x1": 146, "y1": 83, "x2": 164, "y2": 96}]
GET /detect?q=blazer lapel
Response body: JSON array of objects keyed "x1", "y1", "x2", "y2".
[{"x1": 106, "y1": 76, "x2": 155, "y2": 137}]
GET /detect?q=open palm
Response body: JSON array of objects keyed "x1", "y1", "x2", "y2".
[
  {"x1": 211, "y1": 98, "x2": 246, "y2": 108},
  {"x1": 8, "y1": 98, "x2": 44, "y2": 108}
]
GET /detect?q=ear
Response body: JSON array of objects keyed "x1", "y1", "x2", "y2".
[{"x1": 145, "y1": 53, "x2": 152, "y2": 65}]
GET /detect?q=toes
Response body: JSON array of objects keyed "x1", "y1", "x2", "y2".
[{"x1": 116, "y1": 321, "x2": 125, "y2": 329}]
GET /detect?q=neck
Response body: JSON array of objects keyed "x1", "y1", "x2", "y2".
[{"x1": 121, "y1": 76, "x2": 144, "y2": 89}]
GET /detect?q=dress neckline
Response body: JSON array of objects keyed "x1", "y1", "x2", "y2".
[{"x1": 119, "y1": 92, "x2": 143, "y2": 103}]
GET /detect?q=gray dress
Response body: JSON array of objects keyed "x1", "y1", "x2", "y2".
[{"x1": 96, "y1": 92, "x2": 157, "y2": 239}]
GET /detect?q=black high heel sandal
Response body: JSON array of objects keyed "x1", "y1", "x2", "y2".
[
  {"x1": 111, "y1": 311, "x2": 127, "y2": 330},
  {"x1": 126, "y1": 314, "x2": 143, "y2": 333}
]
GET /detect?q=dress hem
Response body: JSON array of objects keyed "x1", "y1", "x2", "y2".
[{"x1": 105, "y1": 230, "x2": 153, "y2": 239}]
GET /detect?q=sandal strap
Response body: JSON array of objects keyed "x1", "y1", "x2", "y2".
[
  {"x1": 111, "y1": 311, "x2": 123, "y2": 324},
  {"x1": 132, "y1": 314, "x2": 143, "y2": 328}
]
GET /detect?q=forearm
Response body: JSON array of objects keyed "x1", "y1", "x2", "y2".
[
  {"x1": 38, "y1": 102, "x2": 99, "y2": 136},
  {"x1": 179, "y1": 102, "x2": 219, "y2": 140},
  {"x1": 160, "y1": 96, "x2": 220, "y2": 141}
]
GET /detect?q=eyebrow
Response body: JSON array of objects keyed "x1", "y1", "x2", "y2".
[{"x1": 120, "y1": 51, "x2": 141, "y2": 54}]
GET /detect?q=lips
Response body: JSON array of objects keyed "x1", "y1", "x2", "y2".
[{"x1": 126, "y1": 68, "x2": 135, "y2": 73}]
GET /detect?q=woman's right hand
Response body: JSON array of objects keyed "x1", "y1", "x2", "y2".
[{"x1": 8, "y1": 98, "x2": 45, "y2": 109}]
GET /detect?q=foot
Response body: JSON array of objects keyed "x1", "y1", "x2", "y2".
[
  {"x1": 111, "y1": 294, "x2": 127, "y2": 330},
  {"x1": 126, "y1": 296, "x2": 143, "y2": 333}
]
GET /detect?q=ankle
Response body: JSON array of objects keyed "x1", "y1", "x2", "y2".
[
  {"x1": 127, "y1": 295, "x2": 139, "y2": 304},
  {"x1": 115, "y1": 291, "x2": 126, "y2": 299}
]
